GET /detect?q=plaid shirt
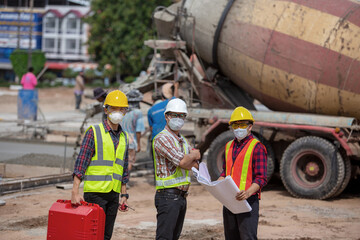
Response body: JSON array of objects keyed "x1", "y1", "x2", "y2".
[
  {"x1": 153, "y1": 126, "x2": 191, "y2": 191},
  {"x1": 73, "y1": 120, "x2": 129, "y2": 184},
  {"x1": 220, "y1": 134, "x2": 267, "y2": 194}
]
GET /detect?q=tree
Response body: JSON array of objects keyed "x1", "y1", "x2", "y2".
[
  {"x1": 62, "y1": 68, "x2": 77, "y2": 79},
  {"x1": 9, "y1": 49, "x2": 46, "y2": 80},
  {"x1": 85, "y1": 0, "x2": 171, "y2": 80},
  {"x1": 42, "y1": 71, "x2": 57, "y2": 82}
]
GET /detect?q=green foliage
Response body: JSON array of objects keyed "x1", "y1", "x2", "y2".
[
  {"x1": 42, "y1": 71, "x2": 57, "y2": 82},
  {"x1": 0, "y1": 79, "x2": 11, "y2": 87},
  {"x1": 9, "y1": 49, "x2": 46, "y2": 79},
  {"x1": 84, "y1": 69, "x2": 97, "y2": 80},
  {"x1": 85, "y1": 0, "x2": 171, "y2": 76},
  {"x1": 124, "y1": 76, "x2": 135, "y2": 83},
  {"x1": 103, "y1": 68, "x2": 114, "y2": 78},
  {"x1": 62, "y1": 68, "x2": 77, "y2": 78}
]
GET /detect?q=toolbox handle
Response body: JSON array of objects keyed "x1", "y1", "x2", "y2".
[{"x1": 56, "y1": 199, "x2": 95, "y2": 208}]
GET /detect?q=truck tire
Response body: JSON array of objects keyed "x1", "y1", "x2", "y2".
[
  {"x1": 206, "y1": 130, "x2": 275, "y2": 182},
  {"x1": 332, "y1": 153, "x2": 351, "y2": 198},
  {"x1": 252, "y1": 132, "x2": 275, "y2": 183},
  {"x1": 280, "y1": 136, "x2": 345, "y2": 199}
]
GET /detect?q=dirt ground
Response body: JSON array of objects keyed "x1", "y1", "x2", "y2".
[{"x1": 1, "y1": 87, "x2": 360, "y2": 240}]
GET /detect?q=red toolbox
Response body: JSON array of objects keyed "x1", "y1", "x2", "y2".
[{"x1": 47, "y1": 199, "x2": 105, "y2": 240}]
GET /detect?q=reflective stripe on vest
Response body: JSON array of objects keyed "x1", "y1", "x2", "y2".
[
  {"x1": 225, "y1": 138, "x2": 259, "y2": 191},
  {"x1": 153, "y1": 129, "x2": 191, "y2": 189},
  {"x1": 84, "y1": 123, "x2": 128, "y2": 193}
]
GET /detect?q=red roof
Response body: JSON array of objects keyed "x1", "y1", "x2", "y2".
[
  {"x1": 42, "y1": 9, "x2": 86, "y2": 18},
  {"x1": 63, "y1": 10, "x2": 83, "y2": 18},
  {"x1": 42, "y1": 9, "x2": 62, "y2": 18}
]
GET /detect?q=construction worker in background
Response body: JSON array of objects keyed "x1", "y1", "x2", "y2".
[
  {"x1": 21, "y1": 67, "x2": 37, "y2": 90},
  {"x1": 153, "y1": 98, "x2": 201, "y2": 240},
  {"x1": 93, "y1": 87, "x2": 107, "y2": 103},
  {"x1": 218, "y1": 106, "x2": 268, "y2": 240},
  {"x1": 92, "y1": 87, "x2": 108, "y2": 121},
  {"x1": 121, "y1": 89, "x2": 146, "y2": 174},
  {"x1": 74, "y1": 70, "x2": 85, "y2": 110},
  {"x1": 147, "y1": 82, "x2": 179, "y2": 141},
  {"x1": 71, "y1": 90, "x2": 130, "y2": 240}
]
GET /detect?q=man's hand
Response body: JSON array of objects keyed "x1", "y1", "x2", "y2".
[
  {"x1": 118, "y1": 197, "x2": 128, "y2": 212},
  {"x1": 236, "y1": 190, "x2": 251, "y2": 201},
  {"x1": 190, "y1": 149, "x2": 201, "y2": 160},
  {"x1": 71, "y1": 175, "x2": 84, "y2": 205},
  {"x1": 137, "y1": 145, "x2": 141, "y2": 153},
  {"x1": 71, "y1": 191, "x2": 84, "y2": 205},
  {"x1": 217, "y1": 176, "x2": 225, "y2": 181}
]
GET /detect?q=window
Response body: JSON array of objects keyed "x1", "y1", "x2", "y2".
[
  {"x1": 44, "y1": 38, "x2": 57, "y2": 53},
  {"x1": 44, "y1": 38, "x2": 55, "y2": 50},
  {"x1": 65, "y1": 39, "x2": 77, "y2": 53},
  {"x1": 45, "y1": 16, "x2": 56, "y2": 33},
  {"x1": 67, "y1": 18, "x2": 77, "y2": 33}
]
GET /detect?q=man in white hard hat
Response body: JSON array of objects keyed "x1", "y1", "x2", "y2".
[{"x1": 152, "y1": 98, "x2": 201, "y2": 240}]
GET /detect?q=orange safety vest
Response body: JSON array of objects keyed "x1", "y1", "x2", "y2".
[{"x1": 225, "y1": 138, "x2": 259, "y2": 191}]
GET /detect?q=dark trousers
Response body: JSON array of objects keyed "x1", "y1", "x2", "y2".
[
  {"x1": 84, "y1": 191, "x2": 119, "y2": 240},
  {"x1": 155, "y1": 190, "x2": 187, "y2": 240},
  {"x1": 223, "y1": 194, "x2": 259, "y2": 240},
  {"x1": 75, "y1": 93, "x2": 82, "y2": 109}
]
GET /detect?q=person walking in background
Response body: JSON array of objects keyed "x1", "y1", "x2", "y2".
[
  {"x1": 218, "y1": 106, "x2": 268, "y2": 240},
  {"x1": 153, "y1": 98, "x2": 201, "y2": 240},
  {"x1": 121, "y1": 89, "x2": 146, "y2": 173},
  {"x1": 21, "y1": 67, "x2": 37, "y2": 90},
  {"x1": 71, "y1": 90, "x2": 131, "y2": 240},
  {"x1": 74, "y1": 70, "x2": 85, "y2": 109}
]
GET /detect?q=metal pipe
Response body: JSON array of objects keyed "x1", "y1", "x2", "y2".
[
  {"x1": 27, "y1": 0, "x2": 34, "y2": 69},
  {"x1": 187, "y1": 108, "x2": 358, "y2": 128},
  {"x1": 62, "y1": 134, "x2": 69, "y2": 173}
]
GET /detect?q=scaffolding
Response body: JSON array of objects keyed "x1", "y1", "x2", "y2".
[{"x1": 144, "y1": 39, "x2": 186, "y2": 93}]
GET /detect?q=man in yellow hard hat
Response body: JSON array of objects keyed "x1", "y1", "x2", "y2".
[
  {"x1": 218, "y1": 106, "x2": 268, "y2": 240},
  {"x1": 71, "y1": 90, "x2": 130, "y2": 240}
]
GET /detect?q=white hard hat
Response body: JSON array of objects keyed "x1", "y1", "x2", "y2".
[{"x1": 165, "y1": 98, "x2": 188, "y2": 114}]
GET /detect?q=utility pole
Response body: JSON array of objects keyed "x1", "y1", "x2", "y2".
[
  {"x1": 27, "y1": 0, "x2": 33, "y2": 69},
  {"x1": 17, "y1": 0, "x2": 21, "y2": 49}
]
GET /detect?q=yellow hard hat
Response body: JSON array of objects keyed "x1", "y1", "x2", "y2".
[
  {"x1": 229, "y1": 106, "x2": 255, "y2": 124},
  {"x1": 103, "y1": 90, "x2": 128, "y2": 107}
]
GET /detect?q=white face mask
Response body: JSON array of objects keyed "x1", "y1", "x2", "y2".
[
  {"x1": 108, "y1": 111, "x2": 124, "y2": 124},
  {"x1": 233, "y1": 127, "x2": 249, "y2": 140},
  {"x1": 168, "y1": 118, "x2": 185, "y2": 131}
]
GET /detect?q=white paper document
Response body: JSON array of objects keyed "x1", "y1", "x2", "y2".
[{"x1": 192, "y1": 162, "x2": 252, "y2": 214}]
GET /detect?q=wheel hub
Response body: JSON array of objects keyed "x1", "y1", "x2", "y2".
[{"x1": 305, "y1": 162, "x2": 320, "y2": 176}]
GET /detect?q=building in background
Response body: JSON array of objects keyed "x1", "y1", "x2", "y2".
[
  {"x1": 0, "y1": 9, "x2": 43, "y2": 80},
  {"x1": 42, "y1": 6, "x2": 90, "y2": 64},
  {"x1": 0, "y1": 0, "x2": 91, "y2": 81}
]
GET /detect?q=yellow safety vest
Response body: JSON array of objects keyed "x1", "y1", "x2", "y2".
[
  {"x1": 153, "y1": 128, "x2": 191, "y2": 190},
  {"x1": 84, "y1": 123, "x2": 128, "y2": 193}
]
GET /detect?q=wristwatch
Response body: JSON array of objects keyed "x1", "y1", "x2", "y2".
[{"x1": 121, "y1": 193, "x2": 129, "y2": 199}]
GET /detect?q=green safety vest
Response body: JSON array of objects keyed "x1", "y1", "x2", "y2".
[
  {"x1": 153, "y1": 128, "x2": 191, "y2": 190},
  {"x1": 84, "y1": 123, "x2": 128, "y2": 193}
]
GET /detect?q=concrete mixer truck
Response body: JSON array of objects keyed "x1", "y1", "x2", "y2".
[{"x1": 139, "y1": 0, "x2": 360, "y2": 199}]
